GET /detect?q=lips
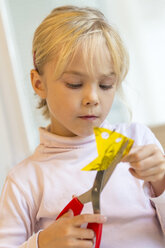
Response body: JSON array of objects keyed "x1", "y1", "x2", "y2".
[
  {"x1": 78, "y1": 115, "x2": 99, "y2": 120},
  {"x1": 79, "y1": 114, "x2": 98, "y2": 117}
]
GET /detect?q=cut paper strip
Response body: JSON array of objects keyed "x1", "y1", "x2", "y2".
[{"x1": 82, "y1": 127, "x2": 134, "y2": 171}]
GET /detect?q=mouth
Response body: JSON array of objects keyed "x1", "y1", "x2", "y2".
[{"x1": 78, "y1": 115, "x2": 99, "y2": 121}]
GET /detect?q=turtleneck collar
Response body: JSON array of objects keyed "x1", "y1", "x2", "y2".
[{"x1": 39, "y1": 119, "x2": 110, "y2": 149}]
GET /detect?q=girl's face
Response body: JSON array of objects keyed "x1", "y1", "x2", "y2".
[{"x1": 40, "y1": 41, "x2": 117, "y2": 137}]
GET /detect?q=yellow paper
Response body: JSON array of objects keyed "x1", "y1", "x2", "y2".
[{"x1": 82, "y1": 127, "x2": 134, "y2": 171}]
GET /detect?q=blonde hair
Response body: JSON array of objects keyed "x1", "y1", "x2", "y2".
[{"x1": 32, "y1": 5, "x2": 129, "y2": 119}]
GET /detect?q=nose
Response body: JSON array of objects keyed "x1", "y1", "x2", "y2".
[{"x1": 82, "y1": 85, "x2": 99, "y2": 106}]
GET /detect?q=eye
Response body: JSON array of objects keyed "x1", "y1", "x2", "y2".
[
  {"x1": 99, "y1": 84, "x2": 114, "y2": 90},
  {"x1": 65, "y1": 83, "x2": 82, "y2": 89},
  {"x1": 99, "y1": 74, "x2": 116, "y2": 90}
]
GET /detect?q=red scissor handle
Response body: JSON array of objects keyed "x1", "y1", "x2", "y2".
[
  {"x1": 56, "y1": 197, "x2": 102, "y2": 248},
  {"x1": 56, "y1": 197, "x2": 84, "y2": 219},
  {"x1": 87, "y1": 222, "x2": 102, "y2": 248}
]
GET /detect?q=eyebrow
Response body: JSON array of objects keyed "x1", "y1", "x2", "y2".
[{"x1": 63, "y1": 70, "x2": 115, "y2": 78}]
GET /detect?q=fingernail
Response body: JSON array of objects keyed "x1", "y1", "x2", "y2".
[
  {"x1": 67, "y1": 209, "x2": 74, "y2": 215},
  {"x1": 100, "y1": 215, "x2": 107, "y2": 222},
  {"x1": 121, "y1": 156, "x2": 127, "y2": 162}
]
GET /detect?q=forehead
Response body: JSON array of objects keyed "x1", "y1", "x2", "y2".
[
  {"x1": 65, "y1": 34, "x2": 113, "y2": 78},
  {"x1": 42, "y1": 33, "x2": 113, "y2": 81}
]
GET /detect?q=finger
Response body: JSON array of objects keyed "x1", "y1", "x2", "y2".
[
  {"x1": 71, "y1": 238, "x2": 94, "y2": 248},
  {"x1": 135, "y1": 163, "x2": 165, "y2": 177},
  {"x1": 129, "y1": 168, "x2": 142, "y2": 180},
  {"x1": 73, "y1": 227, "x2": 95, "y2": 240},
  {"x1": 129, "y1": 168, "x2": 165, "y2": 182},
  {"x1": 71, "y1": 214, "x2": 107, "y2": 227},
  {"x1": 58, "y1": 209, "x2": 74, "y2": 219},
  {"x1": 122, "y1": 146, "x2": 141, "y2": 162},
  {"x1": 122, "y1": 144, "x2": 160, "y2": 163},
  {"x1": 130, "y1": 153, "x2": 165, "y2": 171},
  {"x1": 144, "y1": 173, "x2": 165, "y2": 183}
]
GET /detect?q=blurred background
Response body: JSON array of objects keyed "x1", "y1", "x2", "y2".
[{"x1": 0, "y1": 0, "x2": 165, "y2": 192}]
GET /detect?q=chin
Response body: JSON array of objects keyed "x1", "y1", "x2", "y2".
[{"x1": 76, "y1": 129, "x2": 95, "y2": 138}]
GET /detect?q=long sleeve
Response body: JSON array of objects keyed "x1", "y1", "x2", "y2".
[
  {"x1": 0, "y1": 177, "x2": 38, "y2": 247},
  {"x1": 151, "y1": 193, "x2": 165, "y2": 235},
  {"x1": 140, "y1": 124, "x2": 165, "y2": 235}
]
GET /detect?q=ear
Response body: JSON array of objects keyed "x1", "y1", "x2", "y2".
[{"x1": 30, "y1": 69, "x2": 47, "y2": 99}]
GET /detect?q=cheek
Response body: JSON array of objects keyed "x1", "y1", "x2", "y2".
[
  {"x1": 47, "y1": 94, "x2": 60, "y2": 109},
  {"x1": 102, "y1": 92, "x2": 115, "y2": 107},
  {"x1": 101, "y1": 93, "x2": 115, "y2": 116},
  {"x1": 104, "y1": 102, "x2": 113, "y2": 114},
  {"x1": 47, "y1": 90, "x2": 77, "y2": 114},
  {"x1": 45, "y1": 89, "x2": 61, "y2": 113}
]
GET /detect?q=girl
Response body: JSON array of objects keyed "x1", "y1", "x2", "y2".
[{"x1": 0, "y1": 5, "x2": 165, "y2": 248}]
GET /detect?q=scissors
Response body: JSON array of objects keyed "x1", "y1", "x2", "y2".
[{"x1": 56, "y1": 140, "x2": 129, "y2": 248}]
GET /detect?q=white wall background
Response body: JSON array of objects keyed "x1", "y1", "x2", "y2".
[
  {"x1": 99, "y1": 0, "x2": 165, "y2": 125},
  {"x1": 0, "y1": 0, "x2": 165, "y2": 192}
]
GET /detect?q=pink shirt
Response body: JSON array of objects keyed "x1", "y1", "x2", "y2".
[{"x1": 0, "y1": 121, "x2": 165, "y2": 247}]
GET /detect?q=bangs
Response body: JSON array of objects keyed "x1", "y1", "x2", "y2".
[
  {"x1": 51, "y1": 30, "x2": 128, "y2": 86},
  {"x1": 70, "y1": 32, "x2": 112, "y2": 78},
  {"x1": 64, "y1": 31, "x2": 127, "y2": 85}
]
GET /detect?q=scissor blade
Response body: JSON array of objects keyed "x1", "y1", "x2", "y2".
[
  {"x1": 91, "y1": 170, "x2": 105, "y2": 214},
  {"x1": 77, "y1": 188, "x2": 92, "y2": 205},
  {"x1": 100, "y1": 139, "x2": 129, "y2": 192},
  {"x1": 77, "y1": 140, "x2": 129, "y2": 206},
  {"x1": 90, "y1": 141, "x2": 128, "y2": 213},
  {"x1": 77, "y1": 170, "x2": 106, "y2": 210}
]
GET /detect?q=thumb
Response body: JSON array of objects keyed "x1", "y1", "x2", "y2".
[{"x1": 60, "y1": 209, "x2": 74, "y2": 219}]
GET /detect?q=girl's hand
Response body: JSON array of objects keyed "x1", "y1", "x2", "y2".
[
  {"x1": 122, "y1": 144, "x2": 165, "y2": 196},
  {"x1": 38, "y1": 210, "x2": 107, "y2": 248}
]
